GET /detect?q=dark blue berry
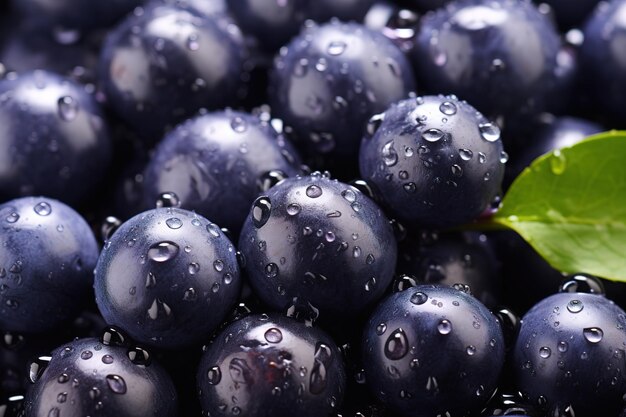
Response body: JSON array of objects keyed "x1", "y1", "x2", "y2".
[
  {"x1": 362, "y1": 285, "x2": 505, "y2": 417},
  {"x1": 0, "y1": 70, "x2": 111, "y2": 204},
  {"x1": 536, "y1": 0, "x2": 601, "y2": 29},
  {"x1": 359, "y1": 95, "x2": 506, "y2": 229},
  {"x1": 0, "y1": 197, "x2": 99, "y2": 333},
  {"x1": 98, "y1": 3, "x2": 248, "y2": 141},
  {"x1": 269, "y1": 20, "x2": 415, "y2": 158},
  {"x1": 238, "y1": 173, "x2": 397, "y2": 320},
  {"x1": 142, "y1": 110, "x2": 302, "y2": 233},
  {"x1": 412, "y1": 0, "x2": 570, "y2": 121},
  {"x1": 94, "y1": 207, "x2": 241, "y2": 349},
  {"x1": 513, "y1": 292, "x2": 626, "y2": 417},
  {"x1": 197, "y1": 313, "x2": 346, "y2": 417},
  {"x1": 23, "y1": 337, "x2": 178, "y2": 417}
]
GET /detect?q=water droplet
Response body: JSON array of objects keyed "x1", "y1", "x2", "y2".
[
  {"x1": 148, "y1": 241, "x2": 179, "y2": 262},
  {"x1": 57, "y1": 96, "x2": 79, "y2": 121},
  {"x1": 58, "y1": 373, "x2": 69, "y2": 383},
  {"x1": 165, "y1": 217, "x2": 183, "y2": 229},
  {"x1": 364, "y1": 277, "x2": 377, "y2": 291},
  {"x1": 213, "y1": 260, "x2": 224, "y2": 272},
  {"x1": 306, "y1": 185, "x2": 323, "y2": 198},
  {"x1": 466, "y1": 345, "x2": 476, "y2": 356},
  {"x1": 156, "y1": 192, "x2": 180, "y2": 208},
  {"x1": 583, "y1": 327, "x2": 603, "y2": 344},
  {"x1": 478, "y1": 152, "x2": 486, "y2": 164},
  {"x1": 183, "y1": 287, "x2": 197, "y2": 301},
  {"x1": 376, "y1": 323, "x2": 387, "y2": 335},
  {"x1": 382, "y1": 141, "x2": 398, "y2": 167},
  {"x1": 341, "y1": 189, "x2": 357, "y2": 203},
  {"x1": 264, "y1": 328, "x2": 283, "y2": 343},
  {"x1": 6, "y1": 212, "x2": 19, "y2": 223},
  {"x1": 265, "y1": 263, "x2": 279, "y2": 278},
  {"x1": 34, "y1": 202, "x2": 51, "y2": 216},
  {"x1": 207, "y1": 366, "x2": 222, "y2": 385},
  {"x1": 451, "y1": 164, "x2": 463, "y2": 177},
  {"x1": 459, "y1": 149, "x2": 473, "y2": 161},
  {"x1": 188, "y1": 263, "x2": 200, "y2": 275},
  {"x1": 48, "y1": 408, "x2": 59, "y2": 417},
  {"x1": 310, "y1": 342, "x2": 332, "y2": 394},
  {"x1": 539, "y1": 346, "x2": 551, "y2": 358},
  {"x1": 106, "y1": 375, "x2": 127, "y2": 394},
  {"x1": 385, "y1": 329, "x2": 409, "y2": 360},
  {"x1": 478, "y1": 123, "x2": 500, "y2": 142},
  {"x1": 207, "y1": 223, "x2": 221, "y2": 237},
  {"x1": 366, "y1": 113, "x2": 385, "y2": 137},
  {"x1": 80, "y1": 350, "x2": 93, "y2": 360},
  {"x1": 410, "y1": 292, "x2": 428, "y2": 305},
  {"x1": 147, "y1": 299, "x2": 172, "y2": 320},
  {"x1": 353, "y1": 246, "x2": 362, "y2": 258},
  {"x1": 231, "y1": 116, "x2": 248, "y2": 133},
  {"x1": 423, "y1": 128, "x2": 445, "y2": 142},
  {"x1": 366, "y1": 254, "x2": 375, "y2": 264},
  {"x1": 287, "y1": 204, "x2": 301, "y2": 216},
  {"x1": 439, "y1": 101, "x2": 457, "y2": 115},
  {"x1": 437, "y1": 319, "x2": 452, "y2": 335},
  {"x1": 315, "y1": 58, "x2": 328, "y2": 72},
  {"x1": 550, "y1": 150, "x2": 566, "y2": 175},
  {"x1": 499, "y1": 151, "x2": 509, "y2": 163},
  {"x1": 403, "y1": 182, "x2": 417, "y2": 193},
  {"x1": 327, "y1": 40, "x2": 347, "y2": 56},
  {"x1": 145, "y1": 272, "x2": 157, "y2": 289},
  {"x1": 567, "y1": 299, "x2": 584, "y2": 313},
  {"x1": 252, "y1": 196, "x2": 272, "y2": 228},
  {"x1": 186, "y1": 33, "x2": 199, "y2": 50}
]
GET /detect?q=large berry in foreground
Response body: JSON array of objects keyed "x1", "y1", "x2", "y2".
[
  {"x1": 513, "y1": 292, "x2": 626, "y2": 417},
  {"x1": 362, "y1": 285, "x2": 505, "y2": 417},
  {"x1": 238, "y1": 173, "x2": 397, "y2": 319},
  {"x1": 0, "y1": 70, "x2": 111, "y2": 204},
  {"x1": 359, "y1": 95, "x2": 506, "y2": 229},
  {"x1": 0, "y1": 197, "x2": 99, "y2": 333},
  {"x1": 143, "y1": 110, "x2": 302, "y2": 233},
  {"x1": 269, "y1": 20, "x2": 415, "y2": 158},
  {"x1": 197, "y1": 313, "x2": 346, "y2": 417},
  {"x1": 94, "y1": 208, "x2": 241, "y2": 349},
  {"x1": 24, "y1": 337, "x2": 178, "y2": 417}
]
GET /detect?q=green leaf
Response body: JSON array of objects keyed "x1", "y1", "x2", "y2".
[{"x1": 493, "y1": 130, "x2": 626, "y2": 282}]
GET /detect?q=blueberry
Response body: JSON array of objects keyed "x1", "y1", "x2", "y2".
[
  {"x1": 0, "y1": 70, "x2": 111, "y2": 204},
  {"x1": 398, "y1": 232, "x2": 500, "y2": 308},
  {"x1": 11, "y1": 0, "x2": 143, "y2": 31},
  {"x1": 412, "y1": 0, "x2": 568, "y2": 121},
  {"x1": 362, "y1": 285, "x2": 505, "y2": 417},
  {"x1": 359, "y1": 95, "x2": 506, "y2": 229},
  {"x1": 98, "y1": 3, "x2": 248, "y2": 141},
  {"x1": 513, "y1": 292, "x2": 626, "y2": 417},
  {"x1": 0, "y1": 197, "x2": 99, "y2": 333},
  {"x1": 580, "y1": 0, "x2": 626, "y2": 125},
  {"x1": 196, "y1": 313, "x2": 346, "y2": 417},
  {"x1": 94, "y1": 207, "x2": 241, "y2": 349},
  {"x1": 228, "y1": 0, "x2": 374, "y2": 53},
  {"x1": 238, "y1": 172, "x2": 397, "y2": 320},
  {"x1": 269, "y1": 20, "x2": 415, "y2": 158},
  {"x1": 142, "y1": 110, "x2": 302, "y2": 233},
  {"x1": 23, "y1": 336, "x2": 178, "y2": 417}
]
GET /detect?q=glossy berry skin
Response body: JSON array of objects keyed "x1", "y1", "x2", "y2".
[
  {"x1": 156, "y1": 0, "x2": 227, "y2": 17},
  {"x1": 0, "y1": 70, "x2": 111, "y2": 204},
  {"x1": 197, "y1": 313, "x2": 346, "y2": 417},
  {"x1": 0, "y1": 197, "x2": 99, "y2": 333},
  {"x1": 11, "y1": 0, "x2": 142, "y2": 31},
  {"x1": 98, "y1": 3, "x2": 247, "y2": 141},
  {"x1": 143, "y1": 110, "x2": 302, "y2": 233},
  {"x1": 238, "y1": 173, "x2": 397, "y2": 319},
  {"x1": 362, "y1": 285, "x2": 505, "y2": 417},
  {"x1": 228, "y1": 0, "x2": 374, "y2": 53},
  {"x1": 513, "y1": 292, "x2": 626, "y2": 417},
  {"x1": 359, "y1": 95, "x2": 506, "y2": 229},
  {"x1": 269, "y1": 21, "x2": 415, "y2": 158},
  {"x1": 412, "y1": 0, "x2": 568, "y2": 120},
  {"x1": 24, "y1": 337, "x2": 178, "y2": 417},
  {"x1": 580, "y1": 0, "x2": 626, "y2": 124},
  {"x1": 94, "y1": 207, "x2": 241, "y2": 349}
]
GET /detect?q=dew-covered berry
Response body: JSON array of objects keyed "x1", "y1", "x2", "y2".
[
  {"x1": 23, "y1": 336, "x2": 178, "y2": 417},
  {"x1": 269, "y1": 20, "x2": 415, "y2": 159},
  {"x1": 359, "y1": 95, "x2": 506, "y2": 229},
  {"x1": 513, "y1": 292, "x2": 626, "y2": 417},
  {"x1": 0, "y1": 197, "x2": 99, "y2": 333},
  {"x1": 143, "y1": 110, "x2": 302, "y2": 234},
  {"x1": 94, "y1": 207, "x2": 241, "y2": 349},
  {"x1": 238, "y1": 172, "x2": 397, "y2": 320},
  {"x1": 197, "y1": 313, "x2": 346, "y2": 417},
  {"x1": 362, "y1": 285, "x2": 505, "y2": 417}
]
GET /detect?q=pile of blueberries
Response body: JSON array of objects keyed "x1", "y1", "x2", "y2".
[{"x1": 1, "y1": 0, "x2": 626, "y2": 416}]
